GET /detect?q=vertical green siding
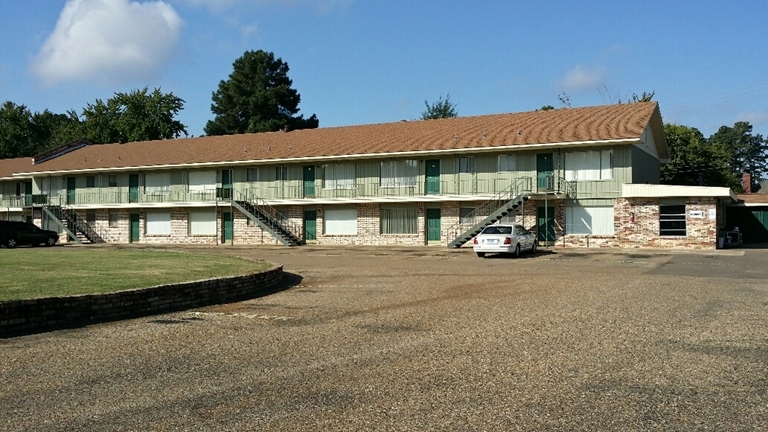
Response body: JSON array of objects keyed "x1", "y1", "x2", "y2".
[{"x1": 631, "y1": 145, "x2": 661, "y2": 184}]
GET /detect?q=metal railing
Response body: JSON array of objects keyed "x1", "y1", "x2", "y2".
[
  {"x1": 447, "y1": 177, "x2": 534, "y2": 245},
  {"x1": 235, "y1": 189, "x2": 304, "y2": 244}
]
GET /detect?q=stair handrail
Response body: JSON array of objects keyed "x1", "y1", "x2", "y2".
[
  {"x1": 234, "y1": 189, "x2": 304, "y2": 242},
  {"x1": 45, "y1": 203, "x2": 107, "y2": 243},
  {"x1": 446, "y1": 177, "x2": 533, "y2": 245},
  {"x1": 555, "y1": 177, "x2": 576, "y2": 199}
]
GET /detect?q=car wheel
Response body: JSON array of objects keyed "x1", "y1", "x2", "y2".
[
  {"x1": 6, "y1": 237, "x2": 17, "y2": 248},
  {"x1": 514, "y1": 244, "x2": 521, "y2": 258},
  {"x1": 531, "y1": 241, "x2": 537, "y2": 254},
  {"x1": 476, "y1": 252, "x2": 486, "y2": 258},
  {"x1": 45, "y1": 236, "x2": 57, "y2": 247}
]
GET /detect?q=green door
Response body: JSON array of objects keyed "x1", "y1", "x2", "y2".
[
  {"x1": 130, "y1": 213, "x2": 140, "y2": 243},
  {"x1": 220, "y1": 169, "x2": 233, "y2": 199},
  {"x1": 303, "y1": 166, "x2": 315, "y2": 197},
  {"x1": 537, "y1": 153, "x2": 554, "y2": 191},
  {"x1": 304, "y1": 210, "x2": 317, "y2": 241},
  {"x1": 222, "y1": 212, "x2": 233, "y2": 243},
  {"x1": 426, "y1": 159, "x2": 440, "y2": 194},
  {"x1": 66, "y1": 177, "x2": 76, "y2": 205},
  {"x1": 426, "y1": 208, "x2": 441, "y2": 242},
  {"x1": 129, "y1": 174, "x2": 139, "y2": 203},
  {"x1": 537, "y1": 206, "x2": 556, "y2": 244},
  {"x1": 24, "y1": 181, "x2": 33, "y2": 206}
]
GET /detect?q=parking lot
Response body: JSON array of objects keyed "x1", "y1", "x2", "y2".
[{"x1": 2, "y1": 245, "x2": 767, "y2": 431}]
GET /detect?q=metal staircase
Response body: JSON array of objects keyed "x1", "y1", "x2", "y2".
[
  {"x1": 43, "y1": 206, "x2": 106, "y2": 244},
  {"x1": 447, "y1": 178, "x2": 533, "y2": 248},
  {"x1": 232, "y1": 191, "x2": 304, "y2": 246}
]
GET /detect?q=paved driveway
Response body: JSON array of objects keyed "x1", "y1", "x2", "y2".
[{"x1": 1, "y1": 246, "x2": 767, "y2": 431}]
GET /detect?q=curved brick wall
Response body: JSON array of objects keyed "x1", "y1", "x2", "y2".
[{"x1": 0, "y1": 266, "x2": 283, "y2": 338}]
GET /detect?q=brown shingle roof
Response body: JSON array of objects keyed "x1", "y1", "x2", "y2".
[
  {"x1": 0, "y1": 158, "x2": 33, "y2": 179},
  {"x1": 20, "y1": 102, "x2": 662, "y2": 174}
]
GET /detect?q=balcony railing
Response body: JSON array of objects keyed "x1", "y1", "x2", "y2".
[{"x1": 3, "y1": 175, "x2": 573, "y2": 208}]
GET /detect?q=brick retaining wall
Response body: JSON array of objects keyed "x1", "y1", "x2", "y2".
[{"x1": 0, "y1": 266, "x2": 284, "y2": 337}]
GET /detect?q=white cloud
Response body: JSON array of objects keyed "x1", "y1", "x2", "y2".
[
  {"x1": 558, "y1": 65, "x2": 605, "y2": 92},
  {"x1": 32, "y1": 0, "x2": 182, "y2": 86},
  {"x1": 736, "y1": 111, "x2": 768, "y2": 126}
]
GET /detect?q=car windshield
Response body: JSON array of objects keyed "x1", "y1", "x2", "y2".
[{"x1": 482, "y1": 226, "x2": 512, "y2": 235}]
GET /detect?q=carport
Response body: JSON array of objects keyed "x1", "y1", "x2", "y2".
[{"x1": 727, "y1": 194, "x2": 768, "y2": 244}]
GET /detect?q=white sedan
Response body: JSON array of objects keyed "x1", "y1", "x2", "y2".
[{"x1": 472, "y1": 224, "x2": 537, "y2": 258}]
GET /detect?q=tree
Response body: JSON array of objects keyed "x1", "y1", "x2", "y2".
[
  {"x1": 205, "y1": 50, "x2": 318, "y2": 135},
  {"x1": 420, "y1": 94, "x2": 458, "y2": 120},
  {"x1": 0, "y1": 101, "x2": 35, "y2": 158},
  {"x1": 708, "y1": 121, "x2": 768, "y2": 191},
  {"x1": 661, "y1": 123, "x2": 733, "y2": 188},
  {"x1": 78, "y1": 87, "x2": 187, "y2": 144},
  {"x1": 539, "y1": 105, "x2": 555, "y2": 111}
]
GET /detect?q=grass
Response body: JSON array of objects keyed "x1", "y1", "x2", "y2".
[{"x1": 0, "y1": 247, "x2": 271, "y2": 302}]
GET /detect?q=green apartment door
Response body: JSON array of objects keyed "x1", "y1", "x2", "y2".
[
  {"x1": 426, "y1": 159, "x2": 440, "y2": 194},
  {"x1": 220, "y1": 169, "x2": 233, "y2": 199},
  {"x1": 426, "y1": 208, "x2": 441, "y2": 242},
  {"x1": 222, "y1": 212, "x2": 233, "y2": 243},
  {"x1": 304, "y1": 210, "x2": 317, "y2": 241},
  {"x1": 24, "y1": 181, "x2": 33, "y2": 206},
  {"x1": 66, "y1": 177, "x2": 76, "y2": 205},
  {"x1": 537, "y1": 206, "x2": 556, "y2": 245},
  {"x1": 129, "y1": 213, "x2": 140, "y2": 242},
  {"x1": 303, "y1": 166, "x2": 315, "y2": 197},
  {"x1": 129, "y1": 174, "x2": 139, "y2": 203},
  {"x1": 537, "y1": 153, "x2": 554, "y2": 191}
]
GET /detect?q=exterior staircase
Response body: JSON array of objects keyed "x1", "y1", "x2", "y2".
[
  {"x1": 232, "y1": 193, "x2": 304, "y2": 246},
  {"x1": 447, "y1": 178, "x2": 532, "y2": 248},
  {"x1": 43, "y1": 206, "x2": 105, "y2": 244}
]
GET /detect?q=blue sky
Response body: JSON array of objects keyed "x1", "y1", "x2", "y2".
[{"x1": 2, "y1": 0, "x2": 767, "y2": 139}]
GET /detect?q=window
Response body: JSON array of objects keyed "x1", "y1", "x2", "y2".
[
  {"x1": 276, "y1": 166, "x2": 288, "y2": 181},
  {"x1": 381, "y1": 206, "x2": 417, "y2": 234},
  {"x1": 565, "y1": 150, "x2": 613, "y2": 181},
  {"x1": 498, "y1": 155, "x2": 516, "y2": 172},
  {"x1": 109, "y1": 211, "x2": 119, "y2": 227},
  {"x1": 323, "y1": 164, "x2": 355, "y2": 189},
  {"x1": 145, "y1": 172, "x2": 171, "y2": 193},
  {"x1": 188, "y1": 170, "x2": 216, "y2": 192},
  {"x1": 660, "y1": 204, "x2": 686, "y2": 236},
  {"x1": 86, "y1": 176, "x2": 96, "y2": 188},
  {"x1": 108, "y1": 175, "x2": 118, "y2": 187},
  {"x1": 189, "y1": 210, "x2": 216, "y2": 235},
  {"x1": 86, "y1": 212, "x2": 96, "y2": 224},
  {"x1": 565, "y1": 205, "x2": 615, "y2": 235},
  {"x1": 380, "y1": 160, "x2": 417, "y2": 187},
  {"x1": 458, "y1": 156, "x2": 475, "y2": 174},
  {"x1": 145, "y1": 211, "x2": 171, "y2": 235},
  {"x1": 460, "y1": 207, "x2": 475, "y2": 225},
  {"x1": 247, "y1": 168, "x2": 259, "y2": 182},
  {"x1": 324, "y1": 207, "x2": 357, "y2": 235}
]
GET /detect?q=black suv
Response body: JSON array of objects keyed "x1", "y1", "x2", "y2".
[{"x1": 0, "y1": 221, "x2": 59, "y2": 248}]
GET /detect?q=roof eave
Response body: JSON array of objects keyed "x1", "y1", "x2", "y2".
[{"x1": 15, "y1": 138, "x2": 641, "y2": 176}]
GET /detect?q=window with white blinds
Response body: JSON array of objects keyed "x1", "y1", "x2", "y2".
[
  {"x1": 324, "y1": 207, "x2": 357, "y2": 235},
  {"x1": 381, "y1": 160, "x2": 417, "y2": 187},
  {"x1": 565, "y1": 150, "x2": 613, "y2": 181},
  {"x1": 145, "y1": 211, "x2": 171, "y2": 235},
  {"x1": 189, "y1": 210, "x2": 216, "y2": 235},
  {"x1": 145, "y1": 172, "x2": 170, "y2": 193},
  {"x1": 188, "y1": 170, "x2": 216, "y2": 192},
  {"x1": 565, "y1": 205, "x2": 614, "y2": 235},
  {"x1": 323, "y1": 164, "x2": 355, "y2": 189}
]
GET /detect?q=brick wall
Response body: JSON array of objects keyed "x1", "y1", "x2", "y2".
[{"x1": 0, "y1": 266, "x2": 284, "y2": 337}]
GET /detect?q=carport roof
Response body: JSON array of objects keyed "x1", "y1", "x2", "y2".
[
  {"x1": 623, "y1": 184, "x2": 737, "y2": 200},
  {"x1": 16, "y1": 102, "x2": 665, "y2": 175}
]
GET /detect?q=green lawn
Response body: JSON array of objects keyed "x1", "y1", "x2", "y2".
[{"x1": 0, "y1": 247, "x2": 271, "y2": 302}]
